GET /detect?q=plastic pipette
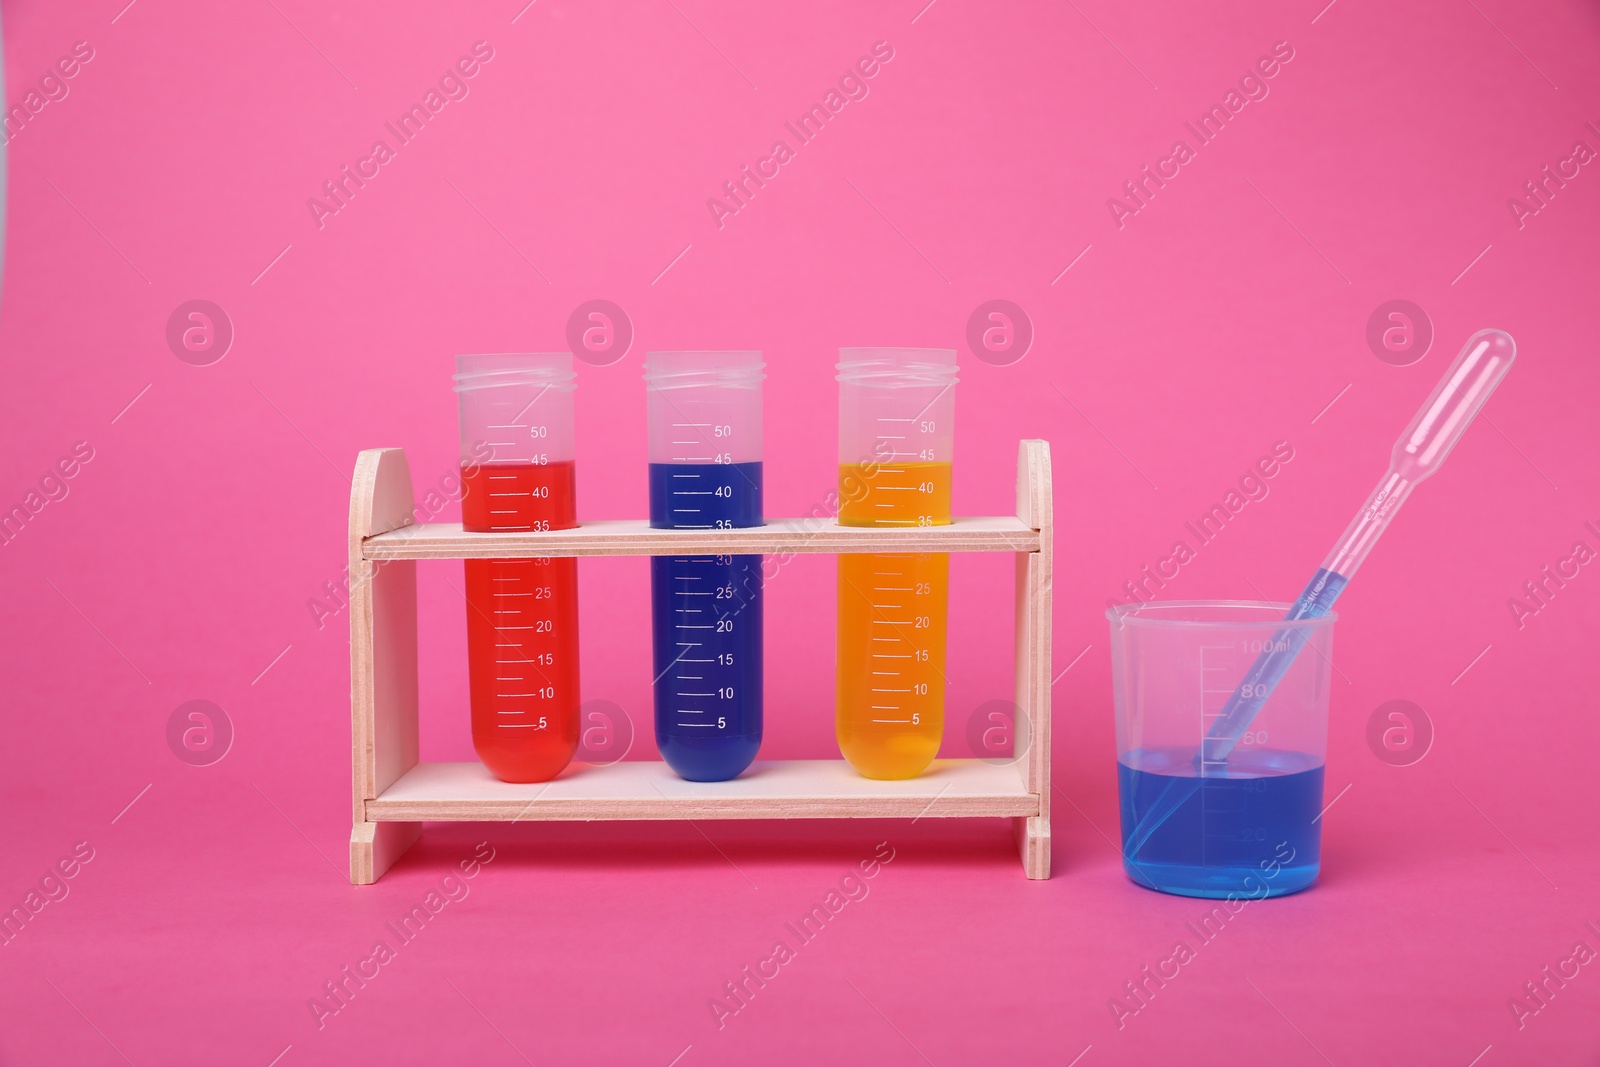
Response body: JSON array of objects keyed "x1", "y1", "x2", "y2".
[
  {"x1": 1121, "y1": 328, "x2": 1518, "y2": 866},
  {"x1": 1201, "y1": 327, "x2": 1517, "y2": 763}
]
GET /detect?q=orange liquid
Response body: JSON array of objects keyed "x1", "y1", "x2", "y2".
[
  {"x1": 836, "y1": 462, "x2": 952, "y2": 779},
  {"x1": 837, "y1": 461, "x2": 952, "y2": 528},
  {"x1": 461, "y1": 461, "x2": 579, "y2": 783}
]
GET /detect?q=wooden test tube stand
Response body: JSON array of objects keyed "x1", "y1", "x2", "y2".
[{"x1": 348, "y1": 440, "x2": 1052, "y2": 883}]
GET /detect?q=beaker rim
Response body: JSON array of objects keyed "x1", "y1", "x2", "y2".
[{"x1": 1105, "y1": 599, "x2": 1338, "y2": 628}]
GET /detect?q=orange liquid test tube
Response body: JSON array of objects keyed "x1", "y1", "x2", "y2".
[{"x1": 835, "y1": 350, "x2": 958, "y2": 779}]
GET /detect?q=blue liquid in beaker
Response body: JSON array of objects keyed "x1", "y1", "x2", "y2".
[
  {"x1": 649, "y1": 462, "x2": 763, "y2": 782},
  {"x1": 1118, "y1": 746, "x2": 1323, "y2": 898}
]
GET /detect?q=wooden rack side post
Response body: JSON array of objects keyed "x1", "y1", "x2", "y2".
[
  {"x1": 1013, "y1": 440, "x2": 1053, "y2": 879},
  {"x1": 349, "y1": 448, "x2": 422, "y2": 885}
]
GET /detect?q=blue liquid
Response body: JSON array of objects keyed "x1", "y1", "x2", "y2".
[
  {"x1": 1118, "y1": 747, "x2": 1324, "y2": 898},
  {"x1": 649, "y1": 462, "x2": 763, "y2": 781},
  {"x1": 1201, "y1": 567, "x2": 1347, "y2": 762}
]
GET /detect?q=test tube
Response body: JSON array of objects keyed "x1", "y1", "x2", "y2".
[
  {"x1": 835, "y1": 348, "x2": 958, "y2": 779},
  {"x1": 645, "y1": 351, "x2": 765, "y2": 781},
  {"x1": 454, "y1": 353, "x2": 580, "y2": 783}
]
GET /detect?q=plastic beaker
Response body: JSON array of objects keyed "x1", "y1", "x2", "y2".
[
  {"x1": 644, "y1": 351, "x2": 765, "y2": 781},
  {"x1": 454, "y1": 353, "x2": 580, "y2": 783},
  {"x1": 835, "y1": 348, "x2": 958, "y2": 779},
  {"x1": 1107, "y1": 601, "x2": 1333, "y2": 898}
]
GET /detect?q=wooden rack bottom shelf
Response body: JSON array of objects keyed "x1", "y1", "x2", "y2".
[
  {"x1": 366, "y1": 758, "x2": 1041, "y2": 822},
  {"x1": 347, "y1": 440, "x2": 1053, "y2": 883}
]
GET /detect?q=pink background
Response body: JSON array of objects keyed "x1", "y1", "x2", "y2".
[{"x1": 3, "y1": 0, "x2": 1599, "y2": 1063}]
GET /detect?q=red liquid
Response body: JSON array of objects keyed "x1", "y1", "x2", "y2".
[{"x1": 461, "y1": 461, "x2": 580, "y2": 782}]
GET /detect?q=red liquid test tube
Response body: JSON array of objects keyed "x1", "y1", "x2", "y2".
[{"x1": 455, "y1": 353, "x2": 580, "y2": 782}]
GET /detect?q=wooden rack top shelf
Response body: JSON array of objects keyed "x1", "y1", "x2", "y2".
[{"x1": 363, "y1": 516, "x2": 1042, "y2": 560}]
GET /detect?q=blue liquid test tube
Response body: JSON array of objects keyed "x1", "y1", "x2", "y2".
[{"x1": 644, "y1": 352, "x2": 766, "y2": 781}]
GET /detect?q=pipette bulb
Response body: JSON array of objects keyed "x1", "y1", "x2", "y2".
[{"x1": 1392, "y1": 328, "x2": 1516, "y2": 482}]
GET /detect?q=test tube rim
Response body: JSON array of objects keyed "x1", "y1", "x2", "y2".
[
  {"x1": 643, "y1": 350, "x2": 765, "y2": 390},
  {"x1": 836, "y1": 347, "x2": 959, "y2": 385},
  {"x1": 453, "y1": 352, "x2": 577, "y2": 392},
  {"x1": 1106, "y1": 600, "x2": 1339, "y2": 630}
]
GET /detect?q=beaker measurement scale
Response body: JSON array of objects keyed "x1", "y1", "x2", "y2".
[
  {"x1": 1200, "y1": 644, "x2": 1272, "y2": 744},
  {"x1": 1197, "y1": 645, "x2": 1239, "y2": 774}
]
